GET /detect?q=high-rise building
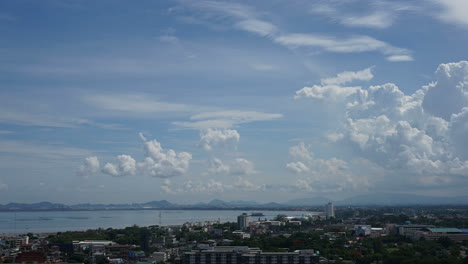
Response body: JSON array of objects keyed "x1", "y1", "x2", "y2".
[
  {"x1": 237, "y1": 213, "x2": 249, "y2": 230},
  {"x1": 325, "y1": 202, "x2": 335, "y2": 219}
]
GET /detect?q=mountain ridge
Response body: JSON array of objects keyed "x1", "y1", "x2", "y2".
[{"x1": 2, "y1": 193, "x2": 468, "y2": 211}]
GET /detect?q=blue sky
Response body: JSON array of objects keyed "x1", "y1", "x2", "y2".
[{"x1": 1, "y1": 0, "x2": 468, "y2": 204}]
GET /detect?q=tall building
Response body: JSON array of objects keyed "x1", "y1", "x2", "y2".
[
  {"x1": 237, "y1": 213, "x2": 249, "y2": 230},
  {"x1": 325, "y1": 202, "x2": 335, "y2": 219}
]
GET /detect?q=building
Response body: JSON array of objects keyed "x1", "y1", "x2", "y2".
[
  {"x1": 5, "y1": 236, "x2": 29, "y2": 249},
  {"x1": 325, "y1": 202, "x2": 335, "y2": 219},
  {"x1": 237, "y1": 213, "x2": 249, "y2": 230},
  {"x1": 15, "y1": 251, "x2": 47, "y2": 263},
  {"x1": 183, "y1": 246, "x2": 319, "y2": 264},
  {"x1": 405, "y1": 228, "x2": 468, "y2": 242}
]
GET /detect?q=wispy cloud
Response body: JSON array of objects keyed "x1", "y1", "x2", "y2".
[
  {"x1": 84, "y1": 94, "x2": 210, "y2": 114},
  {"x1": 309, "y1": 1, "x2": 417, "y2": 29},
  {"x1": 234, "y1": 19, "x2": 277, "y2": 36},
  {"x1": 178, "y1": 0, "x2": 414, "y2": 61},
  {"x1": 274, "y1": 33, "x2": 412, "y2": 61},
  {"x1": 173, "y1": 110, "x2": 283, "y2": 129},
  {"x1": 0, "y1": 140, "x2": 91, "y2": 160}
]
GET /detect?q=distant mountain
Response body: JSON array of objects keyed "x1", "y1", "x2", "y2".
[
  {"x1": 207, "y1": 199, "x2": 228, "y2": 207},
  {"x1": 287, "y1": 196, "x2": 333, "y2": 206},
  {"x1": 2, "y1": 193, "x2": 468, "y2": 211},
  {"x1": 0, "y1": 202, "x2": 68, "y2": 210},
  {"x1": 142, "y1": 200, "x2": 174, "y2": 208},
  {"x1": 337, "y1": 193, "x2": 468, "y2": 205},
  {"x1": 226, "y1": 200, "x2": 259, "y2": 206}
]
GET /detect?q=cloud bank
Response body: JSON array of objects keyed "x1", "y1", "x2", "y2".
[{"x1": 296, "y1": 61, "x2": 468, "y2": 187}]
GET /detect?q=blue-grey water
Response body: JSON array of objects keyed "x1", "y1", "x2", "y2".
[{"x1": 0, "y1": 210, "x2": 319, "y2": 234}]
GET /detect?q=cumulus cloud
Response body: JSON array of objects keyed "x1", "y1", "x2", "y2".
[
  {"x1": 138, "y1": 133, "x2": 192, "y2": 178},
  {"x1": 422, "y1": 61, "x2": 468, "y2": 120},
  {"x1": 198, "y1": 129, "x2": 240, "y2": 151},
  {"x1": 286, "y1": 161, "x2": 309, "y2": 174},
  {"x1": 207, "y1": 157, "x2": 256, "y2": 176},
  {"x1": 321, "y1": 67, "x2": 374, "y2": 85},
  {"x1": 286, "y1": 142, "x2": 376, "y2": 192},
  {"x1": 79, "y1": 133, "x2": 192, "y2": 178},
  {"x1": 295, "y1": 67, "x2": 374, "y2": 101},
  {"x1": 77, "y1": 156, "x2": 100, "y2": 178},
  {"x1": 297, "y1": 61, "x2": 468, "y2": 185},
  {"x1": 234, "y1": 176, "x2": 265, "y2": 191},
  {"x1": 230, "y1": 158, "x2": 256, "y2": 175},
  {"x1": 102, "y1": 155, "x2": 137, "y2": 177}
]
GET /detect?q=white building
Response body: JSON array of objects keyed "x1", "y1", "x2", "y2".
[
  {"x1": 325, "y1": 202, "x2": 335, "y2": 219},
  {"x1": 237, "y1": 213, "x2": 249, "y2": 230}
]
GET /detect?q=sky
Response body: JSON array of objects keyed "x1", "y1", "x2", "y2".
[{"x1": 1, "y1": 0, "x2": 468, "y2": 204}]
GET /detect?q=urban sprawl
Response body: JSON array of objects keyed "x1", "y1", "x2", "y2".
[{"x1": 2, "y1": 203, "x2": 468, "y2": 264}]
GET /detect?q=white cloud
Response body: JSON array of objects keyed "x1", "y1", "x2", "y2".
[
  {"x1": 102, "y1": 155, "x2": 137, "y2": 177},
  {"x1": 340, "y1": 11, "x2": 394, "y2": 29},
  {"x1": 207, "y1": 158, "x2": 231, "y2": 175},
  {"x1": 198, "y1": 129, "x2": 240, "y2": 151},
  {"x1": 295, "y1": 67, "x2": 374, "y2": 101},
  {"x1": 295, "y1": 85, "x2": 361, "y2": 101},
  {"x1": 229, "y1": 158, "x2": 256, "y2": 175},
  {"x1": 286, "y1": 161, "x2": 309, "y2": 174},
  {"x1": 432, "y1": 0, "x2": 468, "y2": 27},
  {"x1": 79, "y1": 133, "x2": 192, "y2": 178},
  {"x1": 289, "y1": 142, "x2": 312, "y2": 161},
  {"x1": 0, "y1": 130, "x2": 13, "y2": 134},
  {"x1": 180, "y1": 1, "x2": 275, "y2": 38},
  {"x1": 326, "y1": 133, "x2": 344, "y2": 142},
  {"x1": 301, "y1": 61, "x2": 468, "y2": 183},
  {"x1": 158, "y1": 35, "x2": 179, "y2": 44},
  {"x1": 138, "y1": 135, "x2": 192, "y2": 178},
  {"x1": 234, "y1": 176, "x2": 265, "y2": 191},
  {"x1": 207, "y1": 157, "x2": 256, "y2": 176},
  {"x1": 321, "y1": 67, "x2": 374, "y2": 85},
  {"x1": 422, "y1": 61, "x2": 468, "y2": 120},
  {"x1": 174, "y1": 110, "x2": 282, "y2": 129},
  {"x1": 275, "y1": 33, "x2": 412, "y2": 60},
  {"x1": 286, "y1": 142, "x2": 376, "y2": 192},
  {"x1": 84, "y1": 94, "x2": 199, "y2": 114},
  {"x1": 77, "y1": 156, "x2": 100, "y2": 178},
  {"x1": 235, "y1": 19, "x2": 277, "y2": 36},
  {"x1": 386, "y1": 55, "x2": 414, "y2": 62},
  {"x1": 310, "y1": 1, "x2": 417, "y2": 29}
]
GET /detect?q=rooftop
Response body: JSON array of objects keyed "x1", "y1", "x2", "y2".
[{"x1": 427, "y1": 228, "x2": 462, "y2": 233}]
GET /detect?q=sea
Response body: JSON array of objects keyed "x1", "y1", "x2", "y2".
[{"x1": 0, "y1": 210, "x2": 320, "y2": 234}]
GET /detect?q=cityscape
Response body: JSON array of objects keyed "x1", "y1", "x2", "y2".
[
  {"x1": 1, "y1": 203, "x2": 468, "y2": 263},
  {"x1": 2, "y1": 0, "x2": 468, "y2": 263}
]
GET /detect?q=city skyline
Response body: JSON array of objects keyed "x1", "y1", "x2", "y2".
[{"x1": 1, "y1": 0, "x2": 468, "y2": 204}]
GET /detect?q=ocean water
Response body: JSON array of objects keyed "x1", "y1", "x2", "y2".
[{"x1": 0, "y1": 210, "x2": 319, "y2": 234}]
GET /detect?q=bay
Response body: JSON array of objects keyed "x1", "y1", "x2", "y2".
[{"x1": 0, "y1": 210, "x2": 320, "y2": 234}]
